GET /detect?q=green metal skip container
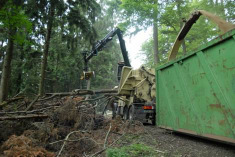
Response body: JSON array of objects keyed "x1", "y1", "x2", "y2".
[{"x1": 155, "y1": 28, "x2": 235, "y2": 144}]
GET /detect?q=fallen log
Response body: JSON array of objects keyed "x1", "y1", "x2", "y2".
[
  {"x1": 0, "y1": 114, "x2": 48, "y2": 121},
  {"x1": 45, "y1": 89, "x2": 118, "y2": 97},
  {"x1": 0, "y1": 106, "x2": 59, "y2": 115},
  {"x1": 0, "y1": 96, "x2": 24, "y2": 108},
  {"x1": 25, "y1": 95, "x2": 39, "y2": 111},
  {"x1": 45, "y1": 90, "x2": 93, "y2": 97},
  {"x1": 37, "y1": 89, "x2": 118, "y2": 102},
  {"x1": 93, "y1": 89, "x2": 118, "y2": 94}
]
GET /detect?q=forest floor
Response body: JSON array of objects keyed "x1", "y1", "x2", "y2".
[
  {"x1": 0, "y1": 95, "x2": 234, "y2": 157},
  {"x1": 135, "y1": 126, "x2": 235, "y2": 157}
]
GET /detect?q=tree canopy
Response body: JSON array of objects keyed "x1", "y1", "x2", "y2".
[{"x1": 0, "y1": 0, "x2": 234, "y2": 101}]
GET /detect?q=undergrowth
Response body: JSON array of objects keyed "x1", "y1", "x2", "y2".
[{"x1": 106, "y1": 143, "x2": 159, "y2": 157}]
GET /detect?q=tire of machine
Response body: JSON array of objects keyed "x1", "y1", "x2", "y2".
[
  {"x1": 112, "y1": 106, "x2": 116, "y2": 119},
  {"x1": 128, "y1": 105, "x2": 135, "y2": 120},
  {"x1": 116, "y1": 106, "x2": 120, "y2": 115},
  {"x1": 123, "y1": 106, "x2": 129, "y2": 120},
  {"x1": 151, "y1": 113, "x2": 156, "y2": 125}
]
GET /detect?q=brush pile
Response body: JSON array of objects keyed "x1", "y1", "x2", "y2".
[{"x1": 0, "y1": 91, "x2": 144, "y2": 157}]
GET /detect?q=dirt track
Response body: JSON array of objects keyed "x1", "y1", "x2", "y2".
[{"x1": 142, "y1": 126, "x2": 235, "y2": 157}]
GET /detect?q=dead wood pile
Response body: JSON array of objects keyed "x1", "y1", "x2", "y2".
[
  {"x1": 0, "y1": 90, "x2": 145, "y2": 157},
  {"x1": 1, "y1": 135, "x2": 55, "y2": 157}
]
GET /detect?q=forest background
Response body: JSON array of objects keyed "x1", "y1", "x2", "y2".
[{"x1": 0, "y1": 0, "x2": 234, "y2": 102}]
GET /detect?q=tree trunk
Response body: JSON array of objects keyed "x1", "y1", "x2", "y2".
[
  {"x1": 52, "y1": 53, "x2": 59, "y2": 92},
  {"x1": 153, "y1": 22, "x2": 159, "y2": 65},
  {"x1": 0, "y1": 31, "x2": 15, "y2": 103},
  {"x1": 220, "y1": 0, "x2": 225, "y2": 18},
  {"x1": 0, "y1": 0, "x2": 7, "y2": 10},
  {"x1": 38, "y1": 4, "x2": 54, "y2": 96},
  {"x1": 0, "y1": 42, "x2": 4, "y2": 78},
  {"x1": 16, "y1": 45, "x2": 24, "y2": 93},
  {"x1": 79, "y1": 78, "x2": 83, "y2": 89},
  {"x1": 176, "y1": 0, "x2": 187, "y2": 55},
  {"x1": 153, "y1": 0, "x2": 159, "y2": 65}
]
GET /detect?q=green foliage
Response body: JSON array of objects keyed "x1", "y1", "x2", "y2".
[
  {"x1": 1, "y1": 0, "x2": 235, "y2": 98},
  {"x1": 141, "y1": 33, "x2": 169, "y2": 68},
  {"x1": 87, "y1": 0, "x2": 122, "y2": 89},
  {"x1": 107, "y1": 148, "x2": 128, "y2": 157},
  {"x1": 120, "y1": 0, "x2": 158, "y2": 34},
  {"x1": 139, "y1": 0, "x2": 234, "y2": 67},
  {"x1": 1, "y1": 0, "x2": 103, "y2": 97},
  {"x1": 9, "y1": 42, "x2": 41, "y2": 96},
  {"x1": 0, "y1": 1, "x2": 32, "y2": 44},
  {"x1": 106, "y1": 143, "x2": 159, "y2": 157}
]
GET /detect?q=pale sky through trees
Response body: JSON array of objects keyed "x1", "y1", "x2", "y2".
[{"x1": 124, "y1": 27, "x2": 152, "y2": 69}]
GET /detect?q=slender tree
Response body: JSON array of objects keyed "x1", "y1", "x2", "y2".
[
  {"x1": 0, "y1": 29, "x2": 15, "y2": 102},
  {"x1": 176, "y1": 0, "x2": 187, "y2": 54},
  {"x1": 120, "y1": 0, "x2": 160, "y2": 64},
  {"x1": 0, "y1": 1, "x2": 31, "y2": 102},
  {"x1": 153, "y1": 0, "x2": 159, "y2": 64},
  {"x1": 35, "y1": 0, "x2": 101, "y2": 96},
  {"x1": 140, "y1": 0, "x2": 234, "y2": 67},
  {"x1": 0, "y1": 0, "x2": 7, "y2": 10},
  {"x1": 38, "y1": 1, "x2": 55, "y2": 96}
]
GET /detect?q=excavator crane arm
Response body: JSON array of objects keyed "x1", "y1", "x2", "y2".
[{"x1": 82, "y1": 27, "x2": 131, "y2": 74}]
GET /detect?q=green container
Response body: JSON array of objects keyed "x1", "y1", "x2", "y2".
[{"x1": 156, "y1": 29, "x2": 235, "y2": 144}]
